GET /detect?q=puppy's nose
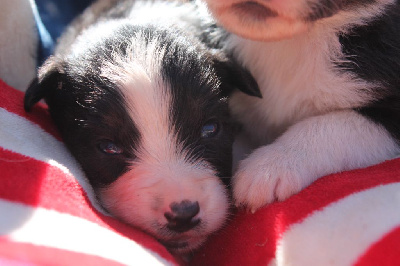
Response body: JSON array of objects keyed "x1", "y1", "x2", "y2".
[{"x1": 164, "y1": 200, "x2": 200, "y2": 233}]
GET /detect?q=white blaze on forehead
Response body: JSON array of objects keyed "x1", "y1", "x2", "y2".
[{"x1": 101, "y1": 34, "x2": 185, "y2": 164}]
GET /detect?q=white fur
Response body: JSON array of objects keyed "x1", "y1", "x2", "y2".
[
  {"x1": 227, "y1": 22, "x2": 377, "y2": 144},
  {"x1": 233, "y1": 110, "x2": 400, "y2": 212},
  {"x1": 0, "y1": 0, "x2": 37, "y2": 91},
  {"x1": 99, "y1": 34, "x2": 229, "y2": 251},
  {"x1": 201, "y1": 0, "x2": 400, "y2": 211}
]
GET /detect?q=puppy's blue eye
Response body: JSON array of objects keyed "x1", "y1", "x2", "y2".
[
  {"x1": 98, "y1": 141, "x2": 123, "y2": 155},
  {"x1": 201, "y1": 121, "x2": 219, "y2": 138}
]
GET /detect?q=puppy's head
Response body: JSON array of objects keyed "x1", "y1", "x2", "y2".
[
  {"x1": 25, "y1": 21, "x2": 260, "y2": 253},
  {"x1": 202, "y1": 0, "x2": 392, "y2": 41}
]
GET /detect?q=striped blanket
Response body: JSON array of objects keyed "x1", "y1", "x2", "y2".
[{"x1": 1, "y1": 79, "x2": 400, "y2": 265}]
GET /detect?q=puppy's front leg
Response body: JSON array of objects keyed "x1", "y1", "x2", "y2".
[{"x1": 233, "y1": 110, "x2": 400, "y2": 212}]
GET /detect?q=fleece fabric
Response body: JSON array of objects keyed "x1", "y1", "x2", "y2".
[{"x1": 1, "y1": 79, "x2": 399, "y2": 265}]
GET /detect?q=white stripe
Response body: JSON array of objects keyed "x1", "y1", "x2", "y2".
[
  {"x1": 276, "y1": 182, "x2": 400, "y2": 266},
  {"x1": 0, "y1": 199, "x2": 173, "y2": 265},
  {"x1": 0, "y1": 108, "x2": 105, "y2": 214}
]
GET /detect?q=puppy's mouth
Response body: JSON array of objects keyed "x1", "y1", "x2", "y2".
[
  {"x1": 232, "y1": 1, "x2": 278, "y2": 21},
  {"x1": 162, "y1": 240, "x2": 189, "y2": 250},
  {"x1": 159, "y1": 235, "x2": 205, "y2": 254},
  {"x1": 160, "y1": 238, "x2": 196, "y2": 254}
]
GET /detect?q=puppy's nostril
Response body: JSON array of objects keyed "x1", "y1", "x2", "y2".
[{"x1": 164, "y1": 200, "x2": 201, "y2": 233}]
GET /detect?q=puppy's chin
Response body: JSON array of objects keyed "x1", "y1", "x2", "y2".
[{"x1": 205, "y1": 0, "x2": 309, "y2": 41}]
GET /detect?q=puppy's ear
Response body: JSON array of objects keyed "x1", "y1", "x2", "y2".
[
  {"x1": 213, "y1": 54, "x2": 262, "y2": 98},
  {"x1": 24, "y1": 57, "x2": 63, "y2": 112}
]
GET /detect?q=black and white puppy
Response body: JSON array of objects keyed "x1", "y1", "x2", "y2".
[
  {"x1": 24, "y1": 0, "x2": 260, "y2": 254},
  {"x1": 202, "y1": 0, "x2": 400, "y2": 212}
]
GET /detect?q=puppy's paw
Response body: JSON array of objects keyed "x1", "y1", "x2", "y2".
[{"x1": 233, "y1": 145, "x2": 307, "y2": 213}]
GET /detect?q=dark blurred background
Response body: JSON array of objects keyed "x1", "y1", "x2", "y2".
[{"x1": 34, "y1": 0, "x2": 94, "y2": 63}]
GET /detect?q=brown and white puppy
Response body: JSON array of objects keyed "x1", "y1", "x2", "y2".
[
  {"x1": 24, "y1": 0, "x2": 260, "y2": 254},
  {"x1": 201, "y1": 0, "x2": 400, "y2": 212}
]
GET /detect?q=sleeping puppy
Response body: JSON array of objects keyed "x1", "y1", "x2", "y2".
[
  {"x1": 24, "y1": 0, "x2": 260, "y2": 254},
  {"x1": 201, "y1": 0, "x2": 400, "y2": 212}
]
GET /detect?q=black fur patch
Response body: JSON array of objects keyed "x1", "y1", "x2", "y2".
[
  {"x1": 47, "y1": 71, "x2": 140, "y2": 187},
  {"x1": 159, "y1": 28, "x2": 235, "y2": 183},
  {"x1": 337, "y1": 2, "x2": 400, "y2": 143}
]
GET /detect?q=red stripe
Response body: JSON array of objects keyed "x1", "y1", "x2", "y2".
[
  {"x1": 0, "y1": 237, "x2": 123, "y2": 266},
  {"x1": 0, "y1": 147, "x2": 87, "y2": 216},
  {"x1": 0, "y1": 148, "x2": 177, "y2": 263},
  {"x1": 355, "y1": 226, "x2": 400, "y2": 266},
  {"x1": 0, "y1": 146, "x2": 130, "y2": 226},
  {"x1": 0, "y1": 79, "x2": 61, "y2": 140},
  {"x1": 192, "y1": 158, "x2": 400, "y2": 265}
]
